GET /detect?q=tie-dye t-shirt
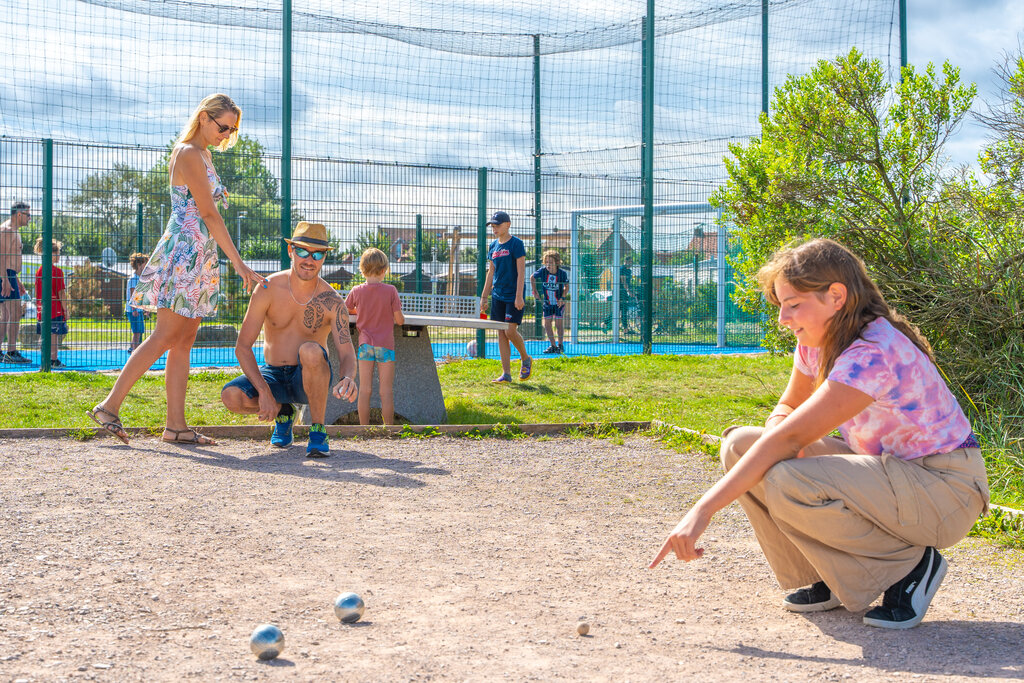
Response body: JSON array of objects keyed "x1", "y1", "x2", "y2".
[{"x1": 794, "y1": 317, "x2": 971, "y2": 460}]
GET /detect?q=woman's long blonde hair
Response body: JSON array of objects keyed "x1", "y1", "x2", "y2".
[
  {"x1": 177, "y1": 93, "x2": 242, "y2": 151},
  {"x1": 757, "y1": 238, "x2": 934, "y2": 387}
]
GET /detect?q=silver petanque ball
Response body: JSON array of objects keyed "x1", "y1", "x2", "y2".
[
  {"x1": 249, "y1": 623, "x2": 284, "y2": 660},
  {"x1": 333, "y1": 592, "x2": 365, "y2": 624}
]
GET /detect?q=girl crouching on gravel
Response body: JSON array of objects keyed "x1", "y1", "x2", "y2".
[{"x1": 650, "y1": 238, "x2": 988, "y2": 629}]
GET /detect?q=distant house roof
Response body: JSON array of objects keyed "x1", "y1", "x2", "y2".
[{"x1": 686, "y1": 232, "x2": 720, "y2": 255}]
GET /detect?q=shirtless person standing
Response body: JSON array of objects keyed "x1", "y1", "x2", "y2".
[
  {"x1": 0, "y1": 201, "x2": 32, "y2": 364},
  {"x1": 221, "y1": 222, "x2": 357, "y2": 457}
]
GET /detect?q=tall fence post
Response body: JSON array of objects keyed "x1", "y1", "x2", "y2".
[
  {"x1": 476, "y1": 167, "x2": 487, "y2": 359},
  {"x1": 136, "y1": 201, "x2": 144, "y2": 253},
  {"x1": 533, "y1": 34, "x2": 543, "y2": 339},
  {"x1": 280, "y1": 0, "x2": 292, "y2": 269},
  {"x1": 415, "y1": 213, "x2": 423, "y2": 294},
  {"x1": 716, "y1": 212, "x2": 727, "y2": 348},
  {"x1": 41, "y1": 139, "x2": 53, "y2": 373},
  {"x1": 899, "y1": 0, "x2": 907, "y2": 75},
  {"x1": 640, "y1": 3, "x2": 655, "y2": 354},
  {"x1": 761, "y1": 0, "x2": 769, "y2": 115}
]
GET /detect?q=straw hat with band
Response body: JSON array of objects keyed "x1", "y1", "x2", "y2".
[{"x1": 284, "y1": 222, "x2": 334, "y2": 251}]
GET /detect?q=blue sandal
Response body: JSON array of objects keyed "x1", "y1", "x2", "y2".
[{"x1": 519, "y1": 358, "x2": 533, "y2": 380}]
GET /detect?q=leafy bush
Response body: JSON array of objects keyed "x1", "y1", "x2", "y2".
[{"x1": 712, "y1": 48, "x2": 1024, "y2": 437}]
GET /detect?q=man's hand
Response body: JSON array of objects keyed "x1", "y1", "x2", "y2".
[
  {"x1": 514, "y1": 294, "x2": 525, "y2": 310},
  {"x1": 256, "y1": 388, "x2": 278, "y2": 422},
  {"x1": 332, "y1": 376, "x2": 357, "y2": 402}
]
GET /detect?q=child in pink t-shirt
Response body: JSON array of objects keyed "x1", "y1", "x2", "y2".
[
  {"x1": 345, "y1": 248, "x2": 404, "y2": 425},
  {"x1": 651, "y1": 238, "x2": 988, "y2": 631}
]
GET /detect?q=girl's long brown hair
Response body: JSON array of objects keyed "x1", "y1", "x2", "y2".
[{"x1": 757, "y1": 238, "x2": 933, "y2": 387}]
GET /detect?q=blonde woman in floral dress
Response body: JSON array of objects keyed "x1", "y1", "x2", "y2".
[{"x1": 88, "y1": 94, "x2": 265, "y2": 445}]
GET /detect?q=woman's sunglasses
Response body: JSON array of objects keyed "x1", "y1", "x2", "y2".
[
  {"x1": 210, "y1": 115, "x2": 239, "y2": 135},
  {"x1": 293, "y1": 246, "x2": 327, "y2": 261}
]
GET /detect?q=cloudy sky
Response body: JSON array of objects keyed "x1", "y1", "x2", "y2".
[
  {"x1": 907, "y1": 0, "x2": 1022, "y2": 167},
  {"x1": 1, "y1": 0, "x2": 1021, "y2": 221}
]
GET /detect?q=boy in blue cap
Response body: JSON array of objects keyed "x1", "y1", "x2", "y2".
[{"x1": 478, "y1": 211, "x2": 533, "y2": 382}]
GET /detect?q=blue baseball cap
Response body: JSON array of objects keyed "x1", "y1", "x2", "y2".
[{"x1": 486, "y1": 211, "x2": 511, "y2": 225}]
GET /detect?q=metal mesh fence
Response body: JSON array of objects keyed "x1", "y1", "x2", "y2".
[
  {"x1": 1, "y1": 137, "x2": 762, "y2": 371},
  {"x1": 0, "y1": 0, "x2": 902, "y2": 371}
]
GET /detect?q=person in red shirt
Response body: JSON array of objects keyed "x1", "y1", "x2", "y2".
[{"x1": 33, "y1": 238, "x2": 69, "y2": 368}]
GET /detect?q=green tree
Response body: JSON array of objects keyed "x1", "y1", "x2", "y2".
[
  {"x1": 403, "y1": 232, "x2": 449, "y2": 263},
  {"x1": 712, "y1": 48, "x2": 976, "y2": 348},
  {"x1": 713, "y1": 47, "x2": 1024, "y2": 434}
]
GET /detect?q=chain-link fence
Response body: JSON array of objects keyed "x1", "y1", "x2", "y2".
[{"x1": 1, "y1": 137, "x2": 764, "y2": 372}]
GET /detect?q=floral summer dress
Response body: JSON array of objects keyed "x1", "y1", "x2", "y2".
[{"x1": 131, "y1": 157, "x2": 226, "y2": 318}]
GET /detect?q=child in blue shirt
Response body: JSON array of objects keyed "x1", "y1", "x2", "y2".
[
  {"x1": 478, "y1": 211, "x2": 533, "y2": 383},
  {"x1": 532, "y1": 249, "x2": 569, "y2": 354}
]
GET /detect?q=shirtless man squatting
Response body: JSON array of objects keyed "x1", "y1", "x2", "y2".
[{"x1": 221, "y1": 222, "x2": 357, "y2": 457}]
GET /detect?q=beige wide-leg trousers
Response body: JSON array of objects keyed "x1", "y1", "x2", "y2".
[{"x1": 721, "y1": 426, "x2": 989, "y2": 612}]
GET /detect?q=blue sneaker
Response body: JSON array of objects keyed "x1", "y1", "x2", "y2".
[
  {"x1": 271, "y1": 406, "x2": 294, "y2": 448},
  {"x1": 306, "y1": 424, "x2": 329, "y2": 458}
]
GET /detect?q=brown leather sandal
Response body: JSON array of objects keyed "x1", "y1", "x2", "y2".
[
  {"x1": 87, "y1": 406, "x2": 130, "y2": 445},
  {"x1": 162, "y1": 428, "x2": 217, "y2": 446}
]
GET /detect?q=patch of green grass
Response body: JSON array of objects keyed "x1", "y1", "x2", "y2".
[
  {"x1": 649, "y1": 424, "x2": 720, "y2": 461},
  {"x1": 68, "y1": 427, "x2": 95, "y2": 441},
  {"x1": 969, "y1": 509, "x2": 1024, "y2": 550},
  {"x1": 439, "y1": 354, "x2": 791, "y2": 433},
  {"x1": 0, "y1": 370, "x2": 253, "y2": 430}
]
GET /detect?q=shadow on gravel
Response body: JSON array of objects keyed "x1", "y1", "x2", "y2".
[
  {"x1": 135, "y1": 443, "x2": 451, "y2": 489},
  {"x1": 724, "y1": 618, "x2": 1024, "y2": 679}
]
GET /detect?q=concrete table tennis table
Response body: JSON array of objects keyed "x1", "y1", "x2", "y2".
[{"x1": 302, "y1": 314, "x2": 509, "y2": 425}]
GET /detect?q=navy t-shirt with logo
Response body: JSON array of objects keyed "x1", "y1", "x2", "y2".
[
  {"x1": 532, "y1": 267, "x2": 569, "y2": 305},
  {"x1": 488, "y1": 236, "x2": 526, "y2": 302}
]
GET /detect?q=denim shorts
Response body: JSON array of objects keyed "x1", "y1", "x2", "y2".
[
  {"x1": 36, "y1": 316, "x2": 68, "y2": 336},
  {"x1": 357, "y1": 343, "x2": 395, "y2": 363},
  {"x1": 490, "y1": 297, "x2": 524, "y2": 325},
  {"x1": 126, "y1": 310, "x2": 146, "y2": 334},
  {"x1": 222, "y1": 344, "x2": 332, "y2": 406},
  {"x1": 1, "y1": 269, "x2": 20, "y2": 300},
  {"x1": 542, "y1": 303, "x2": 565, "y2": 319}
]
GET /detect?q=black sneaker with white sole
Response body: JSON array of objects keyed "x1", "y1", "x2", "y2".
[
  {"x1": 783, "y1": 581, "x2": 842, "y2": 612},
  {"x1": 4, "y1": 350, "x2": 31, "y2": 364},
  {"x1": 863, "y1": 546, "x2": 947, "y2": 629}
]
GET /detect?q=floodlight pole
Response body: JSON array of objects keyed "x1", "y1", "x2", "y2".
[
  {"x1": 640, "y1": 3, "x2": 655, "y2": 354},
  {"x1": 280, "y1": 0, "x2": 292, "y2": 269},
  {"x1": 533, "y1": 34, "x2": 543, "y2": 339}
]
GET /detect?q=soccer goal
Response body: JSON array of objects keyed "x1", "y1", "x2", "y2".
[{"x1": 569, "y1": 202, "x2": 733, "y2": 347}]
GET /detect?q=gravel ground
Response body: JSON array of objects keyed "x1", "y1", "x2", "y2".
[{"x1": 1, "y1": 434, "x2": 1022, "y2": 682}]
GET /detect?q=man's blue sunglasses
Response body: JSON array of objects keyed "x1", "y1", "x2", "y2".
[{"x1": 293, "y1": 246, "x2": 327, "y2": 261}]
